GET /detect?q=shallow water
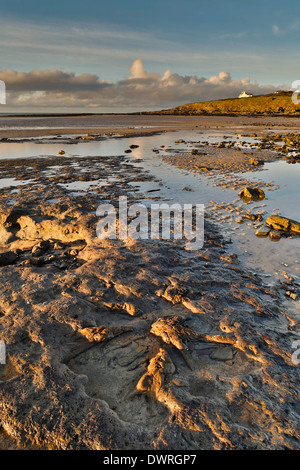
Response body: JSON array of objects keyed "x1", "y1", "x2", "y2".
[
  {"x1": 0, "y1": 128, "x2": 299, "y2": 295},
  {"x1": 0, "y1": 114, "x2": 199, "y2": 131},
  {"x1": 228, "y1": 160, "x2": 300, "y2": 279},
  {"x1": 125, "y1": 133, "x2": 300, "y2": 291}
]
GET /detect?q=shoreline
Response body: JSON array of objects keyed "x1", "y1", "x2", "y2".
[
  {"x1": 0, "y1": 114, "x2": 300, "y2": 140},
  {"x1": 0, "y1": 116, "x2": 299, "y2": 450}
]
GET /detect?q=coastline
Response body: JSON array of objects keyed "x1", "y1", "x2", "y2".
[
  {"x1": 0, "y1": 113, "x2": 300, "y2": 140},
  {"x1": 0, "y1": 115, "x2": 299, "y2": 450}
]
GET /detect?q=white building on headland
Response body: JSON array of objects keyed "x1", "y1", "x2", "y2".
[{"x1": 239, "y1": 91, "x2": 253, "y2": 98}]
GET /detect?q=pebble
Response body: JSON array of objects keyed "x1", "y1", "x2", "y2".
[
  {"x1": 209, "y1": 347, "x2": 234, "y2": 361},
  {"x1": 256, "y1": 229, "x2": 270, "y2": 237},
  {"x1": 269, "y1": 231, "x2": 281, "y2": 241}
]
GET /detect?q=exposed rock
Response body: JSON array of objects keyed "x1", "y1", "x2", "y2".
[
  {"x1": 0, "y1": 134, "x2": 299, "y2": 451},
  {"x1": 156, "y1": 282, "x2": 188, "y2": 304},
  {"x1": 150, "y1": 316, "x2": 198, "y2": 350},
  {"x1": 0, "y1": 251, "x2": 18, "y2": 266},
  {"x1": 79, "y1": 326, "x2": 130, "y2": 343},
  {"x1": 269, "y1": 231, "x2": 281, "y2": 241},
  {"x1": 104, "y1": 302, "x2": 140, "y2": 316},
  {"x1": 238, "y1": 187, "x2": 266, "y2": 200},
  {"x1": 266, "y1": 215, "x2": 300, "y2": 234},
  {"x1": 136, "y1": 348, "x2": 176, "y2": 397},
  {"x1": 249, "y1": 158, "x2": 264, "y2": 166},
  {"x1": 256, "y1": 229, "x2": 270, "y2": 237},
  {"x1": 242, "y1": 213, "x2": 263, "y2": 222}
]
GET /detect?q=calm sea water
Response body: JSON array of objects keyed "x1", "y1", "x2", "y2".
[{"x1": 0, "y1": 114, "x2": 199, "y2": 130}]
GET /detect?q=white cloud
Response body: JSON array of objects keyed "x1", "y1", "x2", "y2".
[
  {"x1": 0, "y1": 60, "x2": 281, "y2": 112},
  {"x1": 272, "y1": 21, "x2": 300, "y2": 36},
  {"x1": 272, "y1": 24, "x2": 281, "y2": 36},
  {"x1": 128, "y1": 59, "x2": 161, "y2": 80}
]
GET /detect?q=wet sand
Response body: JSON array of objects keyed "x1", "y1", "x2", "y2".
[
  {"x1": 1, "y1": 113, "x2": 300, "y2": 139},
  {"x1": 0, "y1": 115, "x2": 299, "y2": 451}
]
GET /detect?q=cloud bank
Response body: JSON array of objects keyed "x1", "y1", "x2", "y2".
[{"x1": 0, "y1": 59, "x2": 281, "y2": 112}]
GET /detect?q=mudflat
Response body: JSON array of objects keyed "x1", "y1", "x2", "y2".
[
  {"x1": 1, "y1": 113, "x2": 300, "y2": 139},
  {"x1": 0, "y1": 115, "x2": 299, "y2": 450}
]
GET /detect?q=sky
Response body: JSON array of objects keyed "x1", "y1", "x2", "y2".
[{"x1": 0, "y1": 0, "x2": 299, "y2": 113}]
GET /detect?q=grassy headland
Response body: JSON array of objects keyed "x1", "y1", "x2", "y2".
[{"x1": 150, "y1": 91, "x2": 300, "y2": 116}]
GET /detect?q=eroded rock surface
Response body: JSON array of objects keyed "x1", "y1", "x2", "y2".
[{"x1": 0, "y1": 151, "x2": 299, "y2": 451}]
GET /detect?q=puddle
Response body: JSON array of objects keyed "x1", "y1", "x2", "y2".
[
  {"x1": 226, "y1": 160, "x2": 300, "y2": 280},
  {"x1": 0, "y1": 177, "x2": 36, "y2": 189},
  {"x1": 58, "y1": 179, "x2": 109, "y2": 191}
]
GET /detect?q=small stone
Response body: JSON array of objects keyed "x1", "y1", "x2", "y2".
[
  {"x1": 269, "y1": 231, "x2": 281, "y2": 241},
  {"x1": 209, "y1": 346, "x2": 234, "y2": 361},
  {"x1": 238, "y1": 187, "x2": 265, "y2": 201},
  {"x1": 123, "y1": 302, "x2": 137, "y2": 316},
  {"x1": 243, "y1": 213, "x2": 263, "y2": 222},
  {"x1": 199, "y1": 167, "x2": 210, "y2": 172},
  {"x1": 249, "y1": 158, "x2": 264, "y2": 165},
  {"x1": 0, "y1": 251, "x2": 18, "y2": 266},
  {"x1": 256, "y1": 229, "x2": 270, "y2": 237},
  {"x1": 286, "y1": 291, "x2": 298, "y2": 300}
]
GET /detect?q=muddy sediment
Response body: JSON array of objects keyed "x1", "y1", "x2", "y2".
[{"x1": 0, "y1": 122, "x2": 299, "y2": 450}]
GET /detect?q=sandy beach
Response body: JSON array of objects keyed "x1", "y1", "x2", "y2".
[
  {"x1": 0, "y1": 114, "x2": 299, "y2": 451},
  {"x1": 1, "y1": 113, "x2": 300, "y2": 139}
]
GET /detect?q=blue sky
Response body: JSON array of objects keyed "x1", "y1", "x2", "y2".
[{"x1": 0, "y1": 0, "x2": 299, "y2": 112}]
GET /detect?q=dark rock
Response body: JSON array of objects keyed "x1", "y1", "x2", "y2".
[{"x1": 0, "y1": 251, "x2": 18, "y2": 266}]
